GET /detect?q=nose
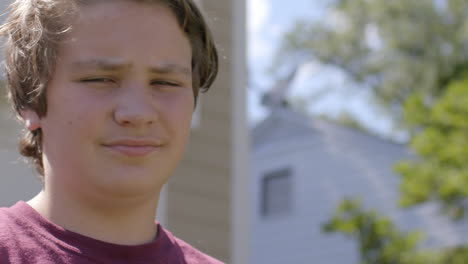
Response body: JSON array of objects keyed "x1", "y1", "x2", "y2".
[{"x1": 113, "y1": 84, "x2": 158, "y2": 127}]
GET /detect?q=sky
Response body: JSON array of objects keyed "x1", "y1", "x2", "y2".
[
  {"x1": 247, "y1": 0, "x2": 407, "y2": 142},
  {"x1": 247, "y1": 0, "x2": 325, "y2": 123}
]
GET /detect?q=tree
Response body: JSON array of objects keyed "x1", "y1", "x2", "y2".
[
  {"x1": 322, "y1": 198, "x2": 429, "y2": 264},
  {"x1": 323, "y1": 197, "x2": 468, "y2": 264},
  {"x1": 279, "y1": 0, "x2": 468, "y2": 216},
  {"x1": 276, "y1": 0, "x2": 468, "y2": 120},
  {"x1": 324, "y1": 73, "x2": 468, "y2": 263},
  {"x1": 397, "y1": 72, "x2": 468, "y2": 218},
  {"x1": 275, "y1": 0, "x2": 468, "y2": 262}
]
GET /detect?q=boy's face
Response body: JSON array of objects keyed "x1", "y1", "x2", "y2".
[{"x1": 27, "y1": 1, "x2": 194, "y2": 198}]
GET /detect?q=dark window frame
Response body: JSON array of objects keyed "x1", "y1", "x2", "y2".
[{"x1": 261, "y1": 167, "x2": 293, "y2": 218}]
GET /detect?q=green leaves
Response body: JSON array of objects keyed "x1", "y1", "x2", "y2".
[
  {"x1": 323, "y1": 198, "x2": 427, "y2": 264},
  {"x1": 432, "y1": 76, "x2": 468, "y2": 129},
  {"x1": 396, "y1": 74, "x2": 468, "y2": 218},
  {"x1": 280, "y1": 0, "x2": 468, "y2": 262},
  {"x1": 325, "y1": 75, "x2": 468, "y2": 263},
  {"x1": 284, "y1": 0, "x2": 468, "y2": 264},
  {"x1": 276, "y1": 0, "x2": 468, "y2": 118},
  {"x1": 322, "y1": 198, "x2": 468, "y2": 264}
]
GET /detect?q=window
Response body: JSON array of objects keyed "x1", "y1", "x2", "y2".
[{"x1": 261, "y1": 167, "x2": 292, "y2": 218}]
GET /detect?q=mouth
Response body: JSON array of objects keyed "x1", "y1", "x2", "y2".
[{"x1": 102, "y1": 139, "x2": 164, "y2": 157}]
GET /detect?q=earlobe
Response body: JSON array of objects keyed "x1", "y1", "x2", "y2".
[{"x1": 21, "y1": 110, "x2": 41, "y2": 131}]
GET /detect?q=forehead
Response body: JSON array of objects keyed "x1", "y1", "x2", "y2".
[
  {"x1": 55, "y1": 0, "x2": 192, "y2": 70},
  {"x1": 71, "y1": 0, "x2": 183, "y2": 39}
]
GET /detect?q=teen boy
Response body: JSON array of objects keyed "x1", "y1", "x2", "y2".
[{"x1": 0, "y1": 0, "x2": 222, "y2": 263}]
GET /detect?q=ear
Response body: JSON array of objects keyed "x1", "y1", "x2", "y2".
[{"x1": 20, "y1": 109, "x2": 41, "y2": 131}]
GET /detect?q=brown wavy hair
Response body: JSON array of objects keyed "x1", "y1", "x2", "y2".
[{"x1": 0, "y1": 0, "x2": 218, "y2": 179}]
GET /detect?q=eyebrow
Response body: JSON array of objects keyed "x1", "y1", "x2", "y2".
[
  {"x1": 71, "y1": 59, "x2": 192, "y2": 77},
  {"x1": 149, "y1": 63, "x2": 192, "y2": 77},
  {"x1": 71, "y1": 59, "x2": 130, "y2": 72}
]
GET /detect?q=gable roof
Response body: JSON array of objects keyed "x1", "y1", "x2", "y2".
[
  {"x1": 251, "y1": 108, "x2": 317, "y2": 149},
  {"x1": 252, "y1": 107, "x2": 406, "y2": 153}
]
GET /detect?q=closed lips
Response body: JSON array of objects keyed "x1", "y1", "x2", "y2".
[
  {"x1": 103, "y1": 139, "x2": 163, "y2": 147},
  {"x1": 102, "y1": 139, "x2": 164, "y2": 156}
]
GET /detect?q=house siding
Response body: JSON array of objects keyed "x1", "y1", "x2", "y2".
[
  {"x1": 250, "y1": 110, "x2": 468, "y2": 264},
  {"x1": 165, "y1": 1, "x2": 239, "y2": 263}
]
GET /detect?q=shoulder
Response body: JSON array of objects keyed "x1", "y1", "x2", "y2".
[
  {"x1": 0, "y1": 206, "x2": 15, "y2": 236},
  {"x1": 0, "y1": 201, "x2": 33, "y2": 244},
  {"x1": 173, "y1": 236, "x2": 225, "y2": 264},
  {"x1": 0, "y1": 205, "x2": 19, "y2": 255},
  {"x1": 161, "y1": 227, "x2": 225, "y2": 264}
]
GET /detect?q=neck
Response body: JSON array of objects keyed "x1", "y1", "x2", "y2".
[{"x1": 28, "y1": 189, "x2": 160, "y2": 245}]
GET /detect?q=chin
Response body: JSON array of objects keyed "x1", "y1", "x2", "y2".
[{"x1": 89, "y1": 167, "x2": 164, "y2": 194}]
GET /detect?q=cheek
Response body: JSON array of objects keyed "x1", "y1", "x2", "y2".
[
  {"x1": 161, "y1": 94, "x2": 194, "y2": 135},
  {"x1": 177, "y1": 95, "x2": 195, "y2": 127},
  {"x1": 44, "y1": 95, "x2": 106, "y2": 141}
]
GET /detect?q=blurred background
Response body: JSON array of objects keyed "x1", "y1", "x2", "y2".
[{"x1": 1, "y1": 0, "x2": 468, "y2": 263}]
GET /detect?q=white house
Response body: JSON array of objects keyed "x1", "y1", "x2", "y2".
[{"x1": 250, "y1": 99, "x2": 468, "y2": 263}]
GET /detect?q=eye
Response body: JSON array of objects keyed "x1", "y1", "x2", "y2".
[
  {"x1": 80, "y1": 77, "x2": 115, "y2": 83},
  {"x1": 151, "y1": 80, "x2": 181, "y2": 87},
  {"x1": 151, "y1": 80, "x2": 179, "y2": 86}
]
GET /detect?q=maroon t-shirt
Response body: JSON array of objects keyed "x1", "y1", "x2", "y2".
[{"x1": 0, "y1": 201, "x2": 224, "y2": 264}]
